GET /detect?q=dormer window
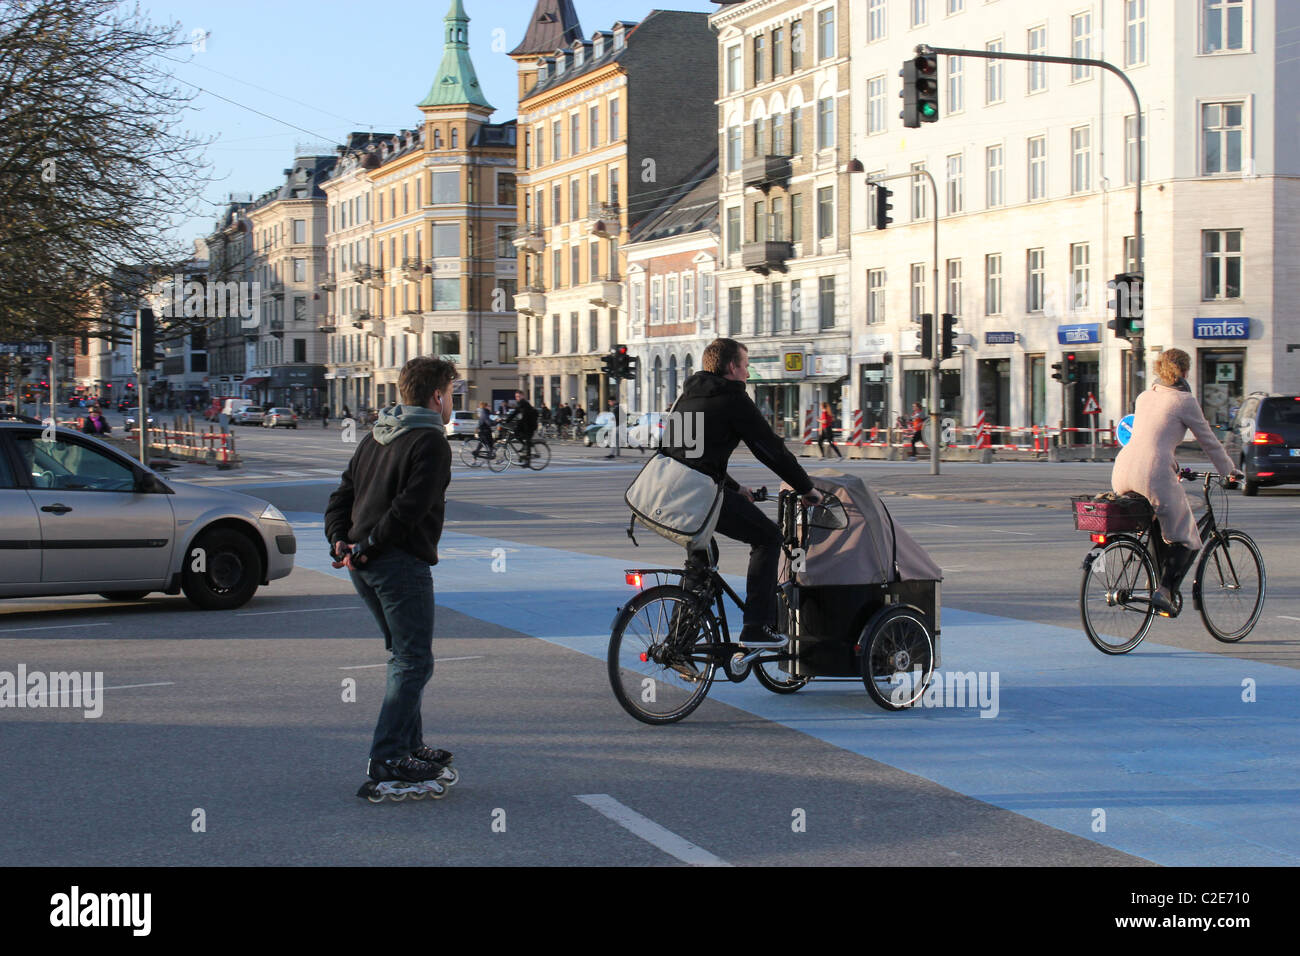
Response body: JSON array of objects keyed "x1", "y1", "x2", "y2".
[
  {"x1": 593, "y1": 34, "x2": 604, "y2": 58},
  {"x1": 538, "y1": 59, "x2": 550, "y2": 81},
  {"x1": 554, "y1": 52, "x2": 566, "y2": 75},
  {"x1": 573, "y1": 41, "x2": 584, "y2": 67},
  {"x1": 613, "y1": 25, "x2": 626, "y2": 50}
]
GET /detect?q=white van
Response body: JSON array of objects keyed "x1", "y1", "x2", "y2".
[{"x1": 222, "y1": 398, "x2": 253, "y2": 418}]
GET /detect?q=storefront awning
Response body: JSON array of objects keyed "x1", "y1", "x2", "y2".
[
  {"x1": 241, "y1": 377, "x2": 268, "y2": 388},
  {"x1": 803, "y1": 374, "x2": 849, "y2": 384}
]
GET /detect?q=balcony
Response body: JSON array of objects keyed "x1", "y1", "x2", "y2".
[
  {"x1": 589, "y1": 279, "x2": 622, "y2": 309},
  {"x1": 514, "y1": 288, "x2": 547, "y2": 316},
  {"x1": 590, "y1": 204, "x2": 621, "y2": 238},
  {"x1": 742, "y1": 154, "x2": 793, "y2": 193},
  {"x1": 270, "y1": 317, "x2": 285, "y2": 338},
  {"x1": 319, "y1": 273, "x2": 336, "y2": 292},
  {"x1": 318, "y1": 316, "x2": 337, "y2": 333},
  {"x1": 512, "y1": 223, "x2": 545, "y2": 254},
  {"x1": 352, "y1": 264, "x2": 373, "y2": 284},
  {"x1": 366, "y1": 317, "x2": 385, "y2": 338},
  {"x1": 401, "y1": 257, "x2": 424, "y2": 280},
  {"x1": 263, "y1": 281, "x2": 285, "y2": 299},
  {"x1": 366, "y1": 267, "x2": 386, "y2": 289},
  {"x1": 403, "y1": 314, "x2": 425, "y2": 336},
  {"x1": 351, "y1": 310, "x2": 372, "y2": 329},
  {"x1": 741, "y1": 240, "x2": 793, "y2": 276}
]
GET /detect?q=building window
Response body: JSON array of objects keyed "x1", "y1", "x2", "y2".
[
  {"x1": 727, "y1": 206, "x2": 741, "y2": 254},
  {"x1": 1027, "y1": 26, "x2": 1047, "y2": 93},
  {"x1": 1027, "y1": 248, "x2": 1045, "y2": 312},
  {"x1": 533, "y1": 126, "x2": 544, "y2": 166},
  {"x1": 1028, "y1": 135, "x2": 1047, "y2": 201},
  {"x1": 728, "y1": 125, "x2": 742, "y2": 171},
  {"x1": 817, "y1": 6, "x2": 835, "y2": 60},
  {"x1": 293, "y1": 219, "x2": 305, "y2": 243},
  {"x1": 947, "y1": 0, "x2": 964, "y2": 12},
  {"x1": 1125, "y1": 114, "x2": 1147, "y2": 185},
  {"x1": 588, "y1": 106, "x2": 599, "y2": 149},
  {"x1": 1071, "y1": 13, "x2": 1093, "y2": 81},
  {"x1": 588, "y1": 171, "x2": 601, "y2": 210},
  {"x1": 754, "y1": 34, "x2": 766, "y2": 84},
  {"x1": 570, "y1": 113, "x2": 580, "y2": 154},
  {"x1": 433, "y1": 222, "x2": 458, "y2": 258},
  {"x1": 552, "y1": 249, "x2": 561, "y2": 288},
  {"x1": 608, "y1": 167, "x2": 620, "y2": 206},
  {"x1": 768, "y1": 282, "x2": 782, "y2": 333},
  {"x1": 650, "y1": 276, "x2": 663, "y2": 324},
  {"x1": 947, "y1": 56, "x2": 963, "y2": 114},
  {"x1": 1203, "y1": 230, "x2": 1242, "y2": 299},
  {"x1": 589, "y1": 242, "x2": 600, "y2": 280},
  {"x1": 499, "y1": 330, "x2": 518, "y2": 364},
  {"x1": 683, "y1": 272, "x2": 695, "y2": 318},
  {"x1": 946, "y1": 153, "x2": 964, "y2": 214},
  {"x1": 754, "y1": 117, "x2": 767, "y2": 157},
  {"x1": 1203, "y1": 102, "x2": 1244, "y2": 174},
  {"x1": 497, "y1": 225, "x2": 516, "y2": 259},
  {"x1": 725, "y1": 44, "x2": 741, "y2": 93},
  {"x1": 569, "y1": 178, "x2": 580, "y2": 221},
  {"x1": 772, "y1": 27, "x2": 784, "y2": 76},
  {"x1": 818, "y1": 276, "x2": 835, "y2": 329},
  {"x1": 911, "y1": 162, "x2": 927, "y2": 220},
  {"x1": 790, "y1": 106, "x2": 803, "y2": 153},
  {"x1": 789, "y1": 278, "x2": 802, "y2": 331},
  {"x1": 569, "y1": 312, "x2": 579, "y2": 353},
  {"x1": 753, "y1": 284, "x2": 765, "y2": 334},
  {"x1": 1126, "y1": 0, "x2": 1147, "y2": 66},
  {"x1": 910, "y1": 263, "x2": 926, "y2": 319},
  {"x1": 432, "y1": 170, "x2": 458, "y2": 204},
  {"x1": 986, "y1": 39, "x2": 1004, "y2": 103},
  {"x1": 791, "y1": 19, "x2": 804, "y2": 70},
  {"x1": 631, "y1": 282, "x2": 644, "y2": 330},
  {"x1": 552, "y1": 120, "x2": 562, "y2": 160},
  {"x1": 1071, "y1": 242, "x2": 1090, "y2": 310},
  {"x1": 986, "y1": 145, "x2": 1004, "y2": 208},
  {"x1": 985, "y1": 253, "x2": 1002, "y2": 315},
  {"x1": 1071, "y1": 126, "x2": 1091, "y2": 193},
  {"x1": 1203, "y1": 0, "x2": 1246, "y2": 53},
  {"x1": 1124, "y1": 235, "x2": 1144, "y2": 273},
  {"x1": 752, "y1": 199, "x2": 766, "y2": 242},
  {"x1": 728, "y1": 287, "x2": 743, "y2": 335},
  {"x1": 588, "y1": 310, "x2": 598, "y2": 352},
  {"x1": 868, "y1": 0, "x2": 887, "y2": 41},
  {"x1": 816, "y1": 185, "x2": 834, "y2": 238},
  {"x1": 667, "y1": 275, "x2": 679, "y2": 324},
  {"x1": 433, "y1": 278, "x2": 460, "y2": 311},
  {"x1": 790, "y1": 192, "x2": 803, "y2": 243},
  {"x1": 867, "y1": 269, "x2": 886, "y2": 324},
  {"x1": 293, "y1": 257, "x2": 306, "y2": 282},
  {"x1": 911, "y1": 0, "x2": 928, "y2": 29},
  {"x1": 772, "y1": 112, "x2": 786, "y2": 154},
  {"x1": 552, "y1": 315, "x2": 559, "y2": 354},
  {"x1": 552, "y1": 184, "x2": 562, "y2": 224},
  {"x1": 570, "y1": 245, "x2": 580, "y2": 286},
  {"x1": 817, "y1": 97, "x2": 835, "y2": 149},
  {"x1": 771, "y1": 196, "x2": 785, "y2": 241},
  {"x1": 946, "y1": 258, "x2": 962, "y2": 315},
  {"x1": 700, "y1": 270, "x2": 714, "y2": 317},
  {"x1": 609, "y1": 97, "x2": 620, "y2": 142},
  {"x1": 868, "y1": 75, "x2": 887, "y2": 134}
]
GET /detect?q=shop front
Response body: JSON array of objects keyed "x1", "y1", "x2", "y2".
[
  {"x1": 806, "y1": 353, "x2": 848, "y2": 431},
  {"x1": 1194, "y1": 317, "x2": 1250, "y2": 436},
  {"x1": 1057, "y1": 323, "x2": 1101, "y2": 444},
  {"x1": 903, "y1": 367, "x2": 963, "y2": 432},
  {"x1": 750, "y1": 351, "x2": 804, "y2": 438}
]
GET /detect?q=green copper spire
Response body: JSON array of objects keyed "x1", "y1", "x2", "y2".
[{"x1": 418, "y1": 0, "x2": 493, "y2": 110}]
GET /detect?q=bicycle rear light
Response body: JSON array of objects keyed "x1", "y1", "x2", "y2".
[
  {"x1": 1090, "y1": 533, "x2": 1108, "y2": 544},
  {"x1": 625, "y1": 572, "x2": 642, "y2": 588}
]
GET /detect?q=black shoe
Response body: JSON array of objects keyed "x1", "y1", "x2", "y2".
[
  {"x1": 737, "y1": 625, "x2": 789, "y2": 649},
  {"x1": 367, "y1": 754, "x2": 445, "y2": 783},
  {"x1": 410, "y1": 746, "x2": 453, "y2": 769},
  {"x1": 1150, "y1": 586, "x2": 1178, "y2": 616}
]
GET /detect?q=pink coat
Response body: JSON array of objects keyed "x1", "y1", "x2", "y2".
[{"x1": 1111, "y1": 383, "x2": 1234, "y2": 548}]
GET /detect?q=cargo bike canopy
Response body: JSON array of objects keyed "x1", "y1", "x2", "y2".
[{"x1": 779, "y1": 470, "x2": 943, "y2": 586}]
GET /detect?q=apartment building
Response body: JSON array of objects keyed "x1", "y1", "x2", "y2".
[
  {"x1": 850, "y1": 0, "x2": 1300, "y2": 440},
  {"x1": 510, "y1": 4, "x2": 716, "y2": 412},
  {"x1": 206, "y1": 196, "x2": 256, "y2": 402},
  {"x1": 710, "y1": 0, "x2": 855, "y2": 438}
]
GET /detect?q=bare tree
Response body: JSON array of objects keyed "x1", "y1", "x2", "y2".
[{"x1": 0, "y1": 0, "x2": 213, "y2": 343}]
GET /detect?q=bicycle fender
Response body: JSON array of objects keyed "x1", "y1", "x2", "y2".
[{"x1": 1082, "y1": 547, "x2": 1104, "y2": 570}]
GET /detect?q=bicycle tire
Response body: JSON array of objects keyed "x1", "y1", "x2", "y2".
[
  {"x1": 861, "y1": 606, "x2": 934, "y2": 710},
  {"x1": 754, "y1": 654, "x2": 809, "y2": 693},
  {"x1": 1196, "y1": 530, "x2": 1266, "y2": 643},
  {"x1": 526, "y1": 440, "x2": 550, "y2": 470},
  {"x1": 503, "y1": 438, "x2": 528, "y2": 466},
  {"x1": 607, "y1": 584, "x2": 717, "y2": 725},
  {"x1": 459, "y1": 439, "x2": 485, "y2": 468},
  {"x1": 488, "y1": 442, "x2": 509, "y2": 472},
  {"x1": 1080, "y1": 538, "x2": 1156, "y2": 654}
]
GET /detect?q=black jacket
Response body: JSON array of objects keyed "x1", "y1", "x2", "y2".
[
  {"x1": 663, "y1": 371, "x2": 813, "y2": 495},
  {"x1": 324, "y1": 429, "x2": 451, "y2": 565}
]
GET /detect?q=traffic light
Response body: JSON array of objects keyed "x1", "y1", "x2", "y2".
[
  {"x1": 1051, "y1": 360, "x2": 1064, "y2": 383},
  {"x1": 622, "y1": 354, "x2": 639, "y2": 381},
  {"x1": 613, "y1": 344, "x2": 630, "y2": 380},
  {"x1": 899, "y1": 52, "x2": 939, "y2": 128},
  {"x1": 940, "y1": 313, "x2": 959, "y2": 360},
  {"x1": 917, "y1": 313, "x2": 934, "y2": 360},
  {"x1": 1064, "y1": 352, "x2": 1079, "y2": 385},
  {"x1": 135, "y1": 307, "x2": 156, "y2": 371},
  {"x1": 873, "y1": 184, "x2": 894, "y2": 230},
  {"x1": 1107, "y1": 272, "x2": 1144, "y2": 340},
  {"x1": 600, "y1": 350, "x2": 616, "y2": 378}
]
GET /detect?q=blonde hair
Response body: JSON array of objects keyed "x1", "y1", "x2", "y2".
[{"x1": 1154, "y1": 348, "x2": 1190, "y2": 386}]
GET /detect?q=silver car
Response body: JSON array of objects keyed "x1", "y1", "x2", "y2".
[{"x1": 0, "y1": 422, "x2": 295, "y2": 609}]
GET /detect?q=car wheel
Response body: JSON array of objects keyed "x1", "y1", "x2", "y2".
[
  {"x1": 99, "y1": 591, "x2": 150, "y2": 601},
  {"x1": 181, "y1": 527, "x2": 263, "y2": 610}
]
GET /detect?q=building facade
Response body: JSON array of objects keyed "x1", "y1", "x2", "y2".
[
  {"x1": 849, "y1": 0, "x2": 1300, "y2": 442},
  {"x1": 511, "y1": 4, "x2": 717, "y2": 414},
  {"x1": 206, "y1": 196, "x2": 256, "y2": 402}
]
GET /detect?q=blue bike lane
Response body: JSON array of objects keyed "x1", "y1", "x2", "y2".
[{"x1": 289, "y1": 513, "x2": 1299, "y2": 866}]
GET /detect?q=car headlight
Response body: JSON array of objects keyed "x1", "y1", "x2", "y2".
[{"x1": 259, "y1": 503, "x2": 287, "y2": 522}]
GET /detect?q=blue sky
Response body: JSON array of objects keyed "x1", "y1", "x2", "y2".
[{"x1": 145, "y1": 0, "x2": 720, "y2": 247}]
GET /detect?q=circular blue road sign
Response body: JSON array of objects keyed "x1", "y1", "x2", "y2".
[{"x1": 1116, "y1": 414, "x2": 1135, "y2": 446}]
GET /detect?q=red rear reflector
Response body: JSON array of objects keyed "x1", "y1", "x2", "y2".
[
  {"x1": 1257, "y1": 472, "x2": 1275, "y2": 477},
  {"x1": 1090, "y1": 533, "x2": 1108, "y2": 544},
  {"x1": 1253, "y1": 432, "x2": 1284, "y2": 445},
  {"x1": 625, "y1": 572, "x2": 642, "y2": 587},
  {"x1": 639, "y1": 652, "x2": 648, "y2": 662}
]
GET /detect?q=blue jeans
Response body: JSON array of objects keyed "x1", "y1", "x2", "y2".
[{"x1": 349, "y1": 548, "x2": 435, "y2": 761}]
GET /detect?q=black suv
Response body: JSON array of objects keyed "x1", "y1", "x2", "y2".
[{"x1": 1225, "y1": 392, "x2": 1300, "y2": 495}]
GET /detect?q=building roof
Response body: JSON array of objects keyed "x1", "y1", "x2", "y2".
[
  {"x1": 252, "y1": 155, "x2": 336, "y2": 209},
  {"x1": 418, "y1": 0, "x2": 493, "y2": 111},
  {"x1": 510, "y1": 0, "x2": 582, "y2": 57},
  {"x1": 629, "y1": 155, "x2": 719, "y2": 244}
]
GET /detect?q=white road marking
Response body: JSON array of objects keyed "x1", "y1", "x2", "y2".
[
  {"x1": 925, "y1": 522, "x2": 962, "y2": 528},
  {"x1": 235, "y1": 606, "x2": 363, "y2": 617},
  {"x1": 988, "y1": 529, "x2": 1034, "y2": 536},
  {"x1": 14, "y1": 681, "x2": 175, "y2": 705},
  {"x1": 1279, "y1": 616, "x2": 1300, "y2": 623},
  {"x1": 339, "y1": 656, "x2": 484, "y2": 670},
  {"x1": 576, "y1": 794, "x2": 731, "y2": 867},
  {"x1": 0, "y1": 622, "x2": 112, "y2": 634}
]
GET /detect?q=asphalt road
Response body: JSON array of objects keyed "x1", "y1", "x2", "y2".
[{"x1": 1, "y1": 425, "x2": 1296, "y2": 866}]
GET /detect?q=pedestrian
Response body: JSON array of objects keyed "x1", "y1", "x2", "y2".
[
  {"x1": 818, "y1": 402, "x2": 843, "y2": 458},
  {"x1": 342, "y1": 403, "x2": 352, "y2": 422},
  {"x1": 325, "y1": 356, "x2": 458, "y2": 798},
  {"x1": 81, "y1": 406, "x2": 111, "y2": 435},
  {"x1": 908, "y1": 403, "x2": 926, "y2": 458},
  {"x1": 574, "y1": 403, "x2": 586, "y2": 426},
  {"x1": 1111, "y1": 348, "x2": 1242, "y2": 614},
  {"x1": 321, "y1": 404, "x2": 331, "y2": 428}
]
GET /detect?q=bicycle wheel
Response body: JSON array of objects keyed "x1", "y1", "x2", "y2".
[
  {"x1": 526, "y1": 440, "x2": 550, "y2": 470},
  {"x1": 861, "y1": 606, "x2": 934, "y2": 710},
  {"x1": 504, "y1": 438, "x2": 528, "y2": 466},
  {"x1": 1080, "y1": 539, "x2": 1156, "y2": 654},
  {"x1": 459, "y1": 439, "x2": 485, "y2": 468},
  {"x1": 608, "y1": 584, "x2": 717, "y2": 724},
  {"x1": 1196, "y1": 531, "x2": 1265, "y2": 642},
  {"x1": 487, "y1": 442, "x2": 509, "y2": 472},
  {"x1": 754, "y1": 653, "x2": 809, "y2": 693}
]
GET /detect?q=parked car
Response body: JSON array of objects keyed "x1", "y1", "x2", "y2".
[
  {"x1": 444, "y1": 410, "x2": 478, "y2": 441},
  {"x1": 0, "y1": 422, "x2": 295, "y2": 608},
  {"x1": 1224, "y1": 392, "x2": 1300, "y2": 495},
  {"x1": 584, "y1": 411, "x2": 616, "y2": 447},
  {"x1": 262, "y1": 407, "x2": 298, "y2": 429},
  {"x1": 235, "y1": 405, "x2": 265, "y2": 426},
  {"x1": 124, "y1": 413, "x2": 156, "y2": 432},
  {"x1": 626, "y1": 412, "x2": 668, "y2": 450}
]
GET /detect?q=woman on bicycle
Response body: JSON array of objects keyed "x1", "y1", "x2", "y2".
[
  {"x1": 476, "y1": 401, "x2": 495, "y2": 451},
  {"x1": 1111, "y1": 348, "x2": 1241, "y2": 614}
]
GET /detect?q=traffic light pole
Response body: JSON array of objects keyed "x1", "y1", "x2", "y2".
[
  {"x1": 920, "y1": 44, "x2": 1146, "y2": 411},
  {"x1": 866, "y1": 167, "x2": 941, "y2": 475}
]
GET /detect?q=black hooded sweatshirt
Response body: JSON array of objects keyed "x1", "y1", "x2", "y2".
[{"x1": 662, "y1": 371, "x2": 813, "y2": 495}]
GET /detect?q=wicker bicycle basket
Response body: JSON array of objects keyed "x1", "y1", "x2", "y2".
[{"x1": 1071, "y1": 493, "x2": 1153, "y2": 533}]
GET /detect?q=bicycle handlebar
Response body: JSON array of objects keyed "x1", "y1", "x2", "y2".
[{"x1": 1179, "y1": 468, "x2": 1239, "y2": 490}]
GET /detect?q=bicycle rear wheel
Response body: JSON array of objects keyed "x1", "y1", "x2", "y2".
[
  {"x1": 459, "y1": 439, "x2": 485, "y2": 468},
  {"x1": 608, "y1": 585, "x2": 716, "y2": 724},
  {"x1": 1080, "y1": 539, "x2": 1156, "y2": 654},
  {"x1": 488, "y1": 442, "x2": 509, "y2": 472},
  {"x1": 504, "y1": 438, "x2": 527, "y2": 466},
  {"x1": 526, "y1": 440, "x2": 550, "y2": 470},
  {"x1": 1196, "y1": 531, "x2": 1265, "y2": 642}
]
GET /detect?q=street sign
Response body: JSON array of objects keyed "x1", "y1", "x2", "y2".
[
  {"x1": 0, "y1": 342, "x2": 52, "y2": 356},
  {"x1": 1116, "y1": 414, "x2": 1135, "y2": 446},
  {"x1": 1082, "y1": 392, "x2": 1101, "y2": 415}
]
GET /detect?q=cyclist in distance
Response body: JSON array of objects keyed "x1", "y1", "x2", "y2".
[
  {"x1": 1111, "y1": 348, "x2": 1242, "y2": 614},
  {"x1": 661, "y1": 337, "x2": 821, "y2": 649},
  {"x1": 503, "y1": 389, "x2": 538, "y2": 464}
]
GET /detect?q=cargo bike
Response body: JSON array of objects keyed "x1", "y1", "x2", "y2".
[{"x1": 607, "y1": 471, "x2": 944, "y2": 724}]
